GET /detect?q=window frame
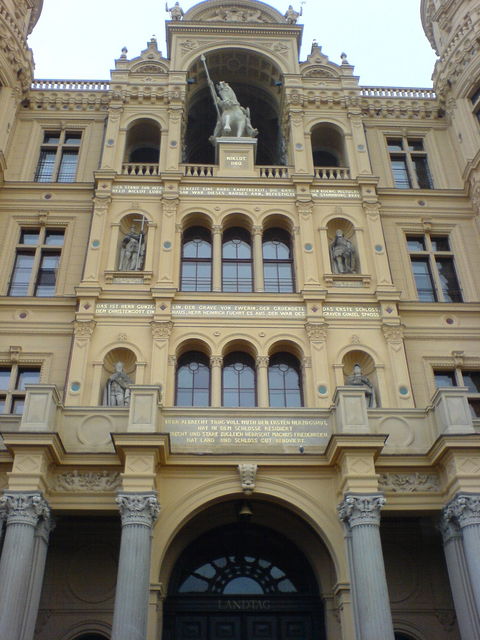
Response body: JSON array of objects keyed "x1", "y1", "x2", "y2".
[
  {"x1": 267, "y1": 353, "x2": 303, "y2": 408},
  {"x1": 222, "y1": 352, "x2": 257, "y2": 408},
  {"x1": 8, "y1": 226, "x2": 65, "y2": 297},
  {"x1": 222, "y1": 228, "x2": 253, "y2": 293},
  {"x1": 34, "y1": 129, "x2": 82, "y2": 183},
  {"x1": 433, "y1": 367, "x2": 480, "y2": 418},
  {"x1": 262, "y1": 228, "x2": 295, "y2": 293},
  {"x1": 386, "y1": 136, "x2": 433, "y2": 189},
  {"x1": 0, "y1": 364, "x2": 41, "y2": 414},
  {"x1": 180, "y1": 227, "x2": 212, "y2": 292},
  {"x1": 175, "y1": 351, "x2": 211, "y2": 407},
  {"x1": 406, "y1": 232, "x2": 462, "y2": 302}
]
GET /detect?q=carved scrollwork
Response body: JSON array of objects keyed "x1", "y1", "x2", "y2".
[
  {"x1": 151, "y1": 321, "x2": 174, "y2": 339},
  {"x1": 210, "y1": 355, "x2": 223, "y2": 368},
  {"x1": 305, "y1": 322, "x2": 328, "y2": 342},
  {"x1": 382, "y1": 324, "x2": 404, "y2": 342},
  {"x1": 74, "y1": 320, "x2": 96, "y2": 339},
  {"x1": 256, "y1": 356, "x2": 269, "y2": 368},
  {"x1": 54, "y1": 470, "x2": 122, "y2": 492},
  {"x1": 116, "y1": 493, "x2": 160, "y2": 528},
  {"x1": 378, "y1": 472, "x2": 440, "y2": 493},
  {"x1": 443, "y1": 493, "x2": 480, "y2": 529},
  {"x1": 0, "y1": 492, "x2": 50, "y2": 527},
  {"x1": 238, "y1": 463, "x2": 257, "y2": 495},
  {"x1": 337, "y1": 494, "x2": 385, "y2": 528}
]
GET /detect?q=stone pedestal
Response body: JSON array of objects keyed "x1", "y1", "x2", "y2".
[
  {"x1": 128, "y1": 385, "x2": 162, "y2": 432},
  {"x1": 338, "y1": 494, "x2": 395, "y2": 640},
  {"x1": 334, "y1": 386, "x2": 370, "y2": 434},
  {"x1": 111, "y1": 492, "x2": 160, "y2": 640},
  {"x1": 20, "y1": 385, "x2": 61, "y2": 432},
  {"x1": 215, "y1": 138, "x2": 257, "y2": 177},
  {"x1": 0, "y1": 493, "x2": 50, "y2": 640},
  {"x1": 432, "y1": 387, "x2": 474, "y2": 435}
]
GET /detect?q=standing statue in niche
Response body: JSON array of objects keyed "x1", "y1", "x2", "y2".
[
  {"x1": 103, "y1": 362, "x2": 132, "y2": 407},
  {"x1": 118, "y1": 225, "x2": 145, "y2": 271},
  {"x1": 165, "y1": 2, "x2": 184, "y2": 20},
  {"x1": 201, "y1": 55, "x2": 258, "y2": 143},
  {"x1": 345, "y1": 363, "x2": 377, "y2": 408},
  {"x1": 330, "y1": 230, "x2": 357, "y2": 274}
]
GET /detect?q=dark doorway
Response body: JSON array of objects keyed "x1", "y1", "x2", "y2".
[{"x1": 164, "y1": 523, "x2": 325, "y2": 640}]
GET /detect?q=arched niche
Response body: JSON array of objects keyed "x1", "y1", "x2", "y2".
[
  {"x1": 117, "y1": 213, "x2": 148, "y2": 272},
  {"x1": 311, "y1": 123, "x2": 346, "y2": 168},
  {"x1": 124, "y1": 118, "x2": 161, "y2": 163},
  {"x1": 101, "y1": 348, "x2": 136, "y2": 407},
  {"x1": 326, "y1": 217, "x2": 359, "y2": 274},
  {"x1": 184, "y1": 49, "x2": 284, "y2": 165},
  {"x1": 342, "y1": 349, "x2": 379, "y2": 408}
]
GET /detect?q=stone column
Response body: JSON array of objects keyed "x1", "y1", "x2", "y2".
[
  {"x1": 252, "y1": 225, "x2": 264, "y2": 292},
  {"x1": 440, "y1": 512, "x2": 480, "y2": 639},
  {"x1": 0, "y1": 502, "x2": 5, "y2": 546},
  {"x1": 111, "y1": 492, "x2": 160, "y2": 640},
  {"x1": 20, "y1": 516, "x2": 55, "y2": 640},
  {"x1": 210, "y1": 356, "x2": 223, "y2": 407},
  {"x1": 212, "y1": 225, "x2": 222, "y2": 292},
  {"x1": 256, "y1": 356, "x2": 270, "y2": 408},
  {"x1": 338, "y1": 494, "x2": 395, "y2": 640},
  {"x1": 444, "y1": 494, "x2": 480, "y2": 626},
  {"x1": 0, "y1": 492, "x2": 50, "y2": 640}
]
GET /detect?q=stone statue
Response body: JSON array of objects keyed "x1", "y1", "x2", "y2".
[
  {"x1": 284, "y1": 5, "x2": 302, "y2": 24},
  {"x1": 103, "y1": 362, "x2": 132, "y2": 407},
  {"x1": 345, "y1": 364, "x2": 377, "y2": 408},
  {"x1": 119, "y1": 226, "x2": 145, "y2": 271},
  {"x1": 165, "y1": 1, "x2": 184, "y2": 20},
  {"x1": 330, "y1": 230, "x2": 357, "y2": 274},
  {"x1": 201, "y1": 55, "x2": 258, "y2": 142}
]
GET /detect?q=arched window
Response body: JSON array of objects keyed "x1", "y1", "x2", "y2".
[
  {"x1": 222, "y1": 228, "x2": 253, "y2": 292},
  {"x1": 311, "y1": 124, "x2": 345, "y2": 168},
  {"x1": 180, "y1": 227, "x2": 212, "y2": 291},
  {"x1": 176, "y1": 352, "x2": 210, "y2": 407},
  {"x1": 124, "y1": 119, "x2": 160, "y2": 164},
  {"x1": 222, "y1": 352, "x2": 256, "y2": 407},
  {"x1": 262, "y1": 228, "x2": 294, "y2": 292},
  {"x1": 268, "y1": 353, "x2": 303, "y2": 407}
]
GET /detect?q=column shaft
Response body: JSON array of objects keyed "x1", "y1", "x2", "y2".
[
  {"x1": 256, "y1": 357, "x2": 269, "y2": 408},
  {"x1": 111, "y1": 493, "x2": 160, "y2": 640},
  {"x1": 212, "y1": 226, "x2": 222, "y2": 292},
  {"x1": 252, "y1": 226, "x2": 264, "y2": 292},
  {"x1": 210, "y1": 356, "x2": 223, "y2": 407}
]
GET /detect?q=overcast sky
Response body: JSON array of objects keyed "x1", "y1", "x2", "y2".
[{"x1": 28, "y1": 0, "x2": 437, "y2": 87}]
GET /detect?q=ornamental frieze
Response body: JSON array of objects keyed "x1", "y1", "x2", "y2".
[
  {"x1": 378, "y1": 472, "x2": 440, "y2": 493},
  {"x1": 54, "y1": 471, "x2": 122, "y2": 492}
]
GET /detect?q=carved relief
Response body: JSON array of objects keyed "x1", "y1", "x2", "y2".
[
  {"x1": 238, "y1": 463, "x2": 257, "y2": 495},
  {"x1": 54, "y1": 471, "x2": 122, "y2": 492},
  {"x1": 74, "y1": 320, "x2": 96, "y2": 339},
  {"x1": 382, "y1": 324, "x2": 404, "y2": 342},
  {"x1": 305, "y1": 322, "x2": 328, "y2": 341},
  {"x1": 0, "y1": 493, "x2": 50, "y2": 527},
  {"x1": 338, "y1": 494, "x2": 385, "y2": 528},
  {"x1": 378, "y1": 472, "x2": 440, "y2": 493},
  {"x1": 151, "y1": 321, "x2": 174, "y2": 339},
  {"x1": 116, "y1": 493, "x2": 160, "y2": 527}
]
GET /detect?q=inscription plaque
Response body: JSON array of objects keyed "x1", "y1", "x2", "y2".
[
  {"x1": 172, "y1": 303, "x2": 306, "y2": 318},
  {"x1": 323, "y1": 304, "x2": 380, "y2": 319},
  {"x1": 179, "y1": 185, "x2": 295, "y2": 198},
  {"x1": 112, "y1": 185, "x2": 164, "y2": 196},
  {"x1": 311, "y1": 188, "x2": 361, "y2": 199},
  {"x1": 96, "y1": 302, "x2": 155, "y2": 315}
]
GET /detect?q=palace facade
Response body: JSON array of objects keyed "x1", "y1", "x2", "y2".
[{"x1": 0, "y1": 1, "x2": 480, "y2": 639}]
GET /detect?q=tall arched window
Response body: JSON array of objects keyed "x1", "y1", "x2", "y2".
[
  {"x1": 263, "y1": 228, "x2": 294, "y2": 293},
  {"x1": 222, "y1": 228, "x2": 253, "y2": 292},
  {"x1": 222, "y1": 352, "x2": 256, "y2": 407},
  {"x1": 176, "y1": 351, "x2": 210, "y2": 406},
  {"x1": 180, "y1": 227, "x2": 212, "y2": 291},
  {"x1": 268, "y1": 353, "x2": 303, "y2": 407}
]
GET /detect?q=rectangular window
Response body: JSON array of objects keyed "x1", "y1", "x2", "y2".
[
  {"x1": 34, "y1": 131, "x2": 82, "y2": 182},
  {"x1": 8, "y1": 227, "x2": 64, "y2": 297},
  {"x1": 434, "y1": 369, "x2": 480, "y2": 418},
  {"x1": 0, "y1": 366, "x2": 40, "y2": 414},
  {"x1": 407, "y1": 233, "x2": 462, "y2": 302},
  {"x1": 387, "y1": 136, "x2": 433, "y2": 189}
]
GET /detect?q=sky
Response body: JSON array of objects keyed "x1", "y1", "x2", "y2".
[{"x1": 28, "y1": 0, "x2": 438, "y2": 87}]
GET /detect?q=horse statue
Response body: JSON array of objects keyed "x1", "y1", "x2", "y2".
[{"x1": 201, "y1": 56, "x2": 258, "y2": 143}]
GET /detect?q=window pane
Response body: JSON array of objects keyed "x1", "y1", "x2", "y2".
[
  {"x1": 387, "y1": 139, "x2": 403, "y2": 151},
  {"x1": 20, "y1": 230, "x2": 40, "y2": 245},
  {"x1": 436, "y1": 257, "x2": 462, "y2": 302},
  {"x1": 434, "y1": 371, "x2": 456, "y2": 387},
  {"x1": 45, "y1": 230, "x2": 65, "y2": 246},
  {"x1": 468, "y1": 400, "x2": 480, "y2": 418},
  {"x1": 430, "y1": 236, "x2": 450, "y2": 252},
  {"x1": 413, "y1": 156, "x2": 433, "y2": 189},
  {"x1": 176, "y1": 354, "x2": 210, "y2": 407},
  {"x1": 9, "y1": 252, "x2": 35, "y2": 296},
  {"x1": 17, "y1": 369, "x2": 40, "y2": 390},
  {"x1": 35, "y1": 252, "x2": 60, "y2": 296},
  {"x1": 35, "y1": 150, "x2": 56, "y2": 182},
  {"x1": 407, "y1": 139, "x2": 424, "y2": 151},
  {"x1": 411, "y1": 258, "x2": 436, "y2": 301},
  {"x1": 57, "y1": 150, "x2": 78, "y2": 182},
  {"x1": 0, "y1": 369, "x2": 11, "y2": 390},
  {"x1": 64, "y1": 132, "x2": 82, "y2": 145},
  {"x1": 43, "y1": 132, "x2": 60, "y2": 144},
  {"x1": 406, "y1": 236, "x2": 426, "y2": 252},
  {"x1": 0, "y1": 397, "x2": 5, "y2": 413},
  {"x1": 463, "y1": 372, "x2": 480, "y2": 393},
  {"x1": 391, "y1": 157, "x2": 411, "y2": 188},
  {"x1": 12, "y1": 398, "x2": 25, "y2": 414}
]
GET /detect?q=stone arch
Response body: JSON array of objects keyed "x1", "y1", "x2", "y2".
[
  {"x1": 123, "y1": 117, "x2": 161, "y2": 164},
  {"x1": 100, "y1": 347, "x2": 137, "y2": 406},
  {"x1": 341, "y1": 348, "x2": 380, "y2": 408},
  {"x1": 310, "y1": 121, "x2": 347, "y2": 168},
  {"x1": 179, "y1": 210, "x2": 215, "y2": 230},
  {"x1": 61, "y1": 621, "x2": 111, "y2": 640},
  {"x1": 174, "y1": 337, "x2": 213, "y2": 359}
]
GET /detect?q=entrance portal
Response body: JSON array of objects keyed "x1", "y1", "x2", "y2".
[{"x1": 164, "y1": 523, "x2": 325, "y2": 639}]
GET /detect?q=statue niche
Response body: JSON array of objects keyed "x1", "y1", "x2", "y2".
[
  {"x1": 103, "y1": 361, "x2": 132, "y2": 407},
  {"x1": 118, "y1": 216, "x2": 147, "y2": 271},
  {"x1": 330, "y1": 229, "x2": 357, "y2": 274},
  {"x1": 344, "y1": 362, "x2": 378, "y2": 408}
]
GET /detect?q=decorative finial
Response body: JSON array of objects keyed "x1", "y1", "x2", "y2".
[
  {"x1": 341, "y1": 52, "x2": 349, "y2": 64},
  {"x1": 120, "y1": 46, "x2": 128, "y2": 59}
]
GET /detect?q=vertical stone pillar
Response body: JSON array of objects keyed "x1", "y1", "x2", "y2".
[
  {"x1": 66, "y1": 320, "x2": 96, "y2": 406},
  {"x1": 150, "y1": 321, "x2": 173, "y2": 401},
  {"x1": 210, "y1": 356, "x2": 223, "y2": 407},
  {"x1": 296, "y1": 202, "x2": 321, "y2": 289},
  {"x1": 212, "y1": 225, "x2": 222, "y2": 292},
  {"x1": 0, "y1": 503, "x2": 5, "y2": 545},
  {"x1": 305, "y1": 322, "x2": 329, "y2": 408},
  {"x1": 338, "y1": 494, "x2": 395, "y2": 640},
  {"x1": 0, "y1": 493, "x2": 50, "y2": 640},
  {"x1": 111, "y1": 493, "x2": 160, "y2": 640},
  {"x1": 256, "y1": 356, "x2": 270, "y2": 408},
  {"x1": 157, "y1": 198, "x2": 178, "y2": 289},
  {"x1": 440, "y1": 512, "x2": 480, "y2": 639},
  {"x1": 20, "y1": 516, "x2": 55, "y2": 640},
  {"x1": 444, "y1": 494, "x2": 480, "y2": 625},
  {"x1": 382, "y1": 324, "x2": 414, "y2": 408},
  {"x1": 83, "y1": 193, "x2": 112, "y2": 282},
  {"x1": 252, "y1": 225, "x2": 264, "y2": 292}
]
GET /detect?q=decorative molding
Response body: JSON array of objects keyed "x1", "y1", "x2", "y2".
[
  {"x1": 150, "y1": 320, "x2": 174, "y2": 339},
  {"x1": 238, "y1": 463, "x2": 257, "y2": 495},
  {"x1": 0, "y1": 493, "x2": 50, "y2": 527},
  {"x1": 382, "y1": 324, "x2": 404, "y2": 342},
  {"x1": 256, "y1": 356, "x2": 269, "y2": 368},
  {"x1": 210, "y1": 355, "x2": 223, "y2": 367},
  {"x1": 54, "y1": 471, "x2": 122, "y2": 492},
  {"x1": 338, "y1": 494, "x2": 385, "y2": 528},
  {"x1": 305, "y1": 322, "x2": 328, "y2": 341},
  {"x1": 73, "y1": 320, "x2": 96, "y2": 339},
  {"x1": 444, "y1": 493, "x2": 480, "y2": 529},
  {"x1": 378, "y1": 472, "x2": 440, "y2": 493},
  {"x1": 116, "y1": 493, "x2": 160, "y2": 528}
]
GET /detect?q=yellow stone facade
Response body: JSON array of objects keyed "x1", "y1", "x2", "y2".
[{"x1": 0, "y1": 1, "x2": 480, "y2": 639}]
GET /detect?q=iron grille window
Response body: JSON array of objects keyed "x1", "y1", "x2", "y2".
[
  {"x1": 406, "y1": 234, "x2": 462, "y2": 302},
  {"x1": 434, "y1": 369, "x2": 480, "y2": 418},
  {"x1": 34, "y1": 131, "x2": 82, "y2": 182},
  {"x1": 0, "y1": 366, "x2": 40, "y2": 414},
  {"x1": 8, "y1": 227, "x2": 64, "y2": 296},
  {"x1": 387, "y1": 137, "x2": 433, "y2": 189}
]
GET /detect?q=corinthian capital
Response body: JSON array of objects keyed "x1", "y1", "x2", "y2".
[
  {"x1": 116, "y1": 492, "x2": 160, "y2": 528},
  {"x1": 337, "y1": 494, "x2": 385, "y2": 528},
  {"x1": 443, "y1": 493, "x2": 480, "y2": 529},
  {"x1": 0, "y1": 492, "x2": 50, "y2": 527}
]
